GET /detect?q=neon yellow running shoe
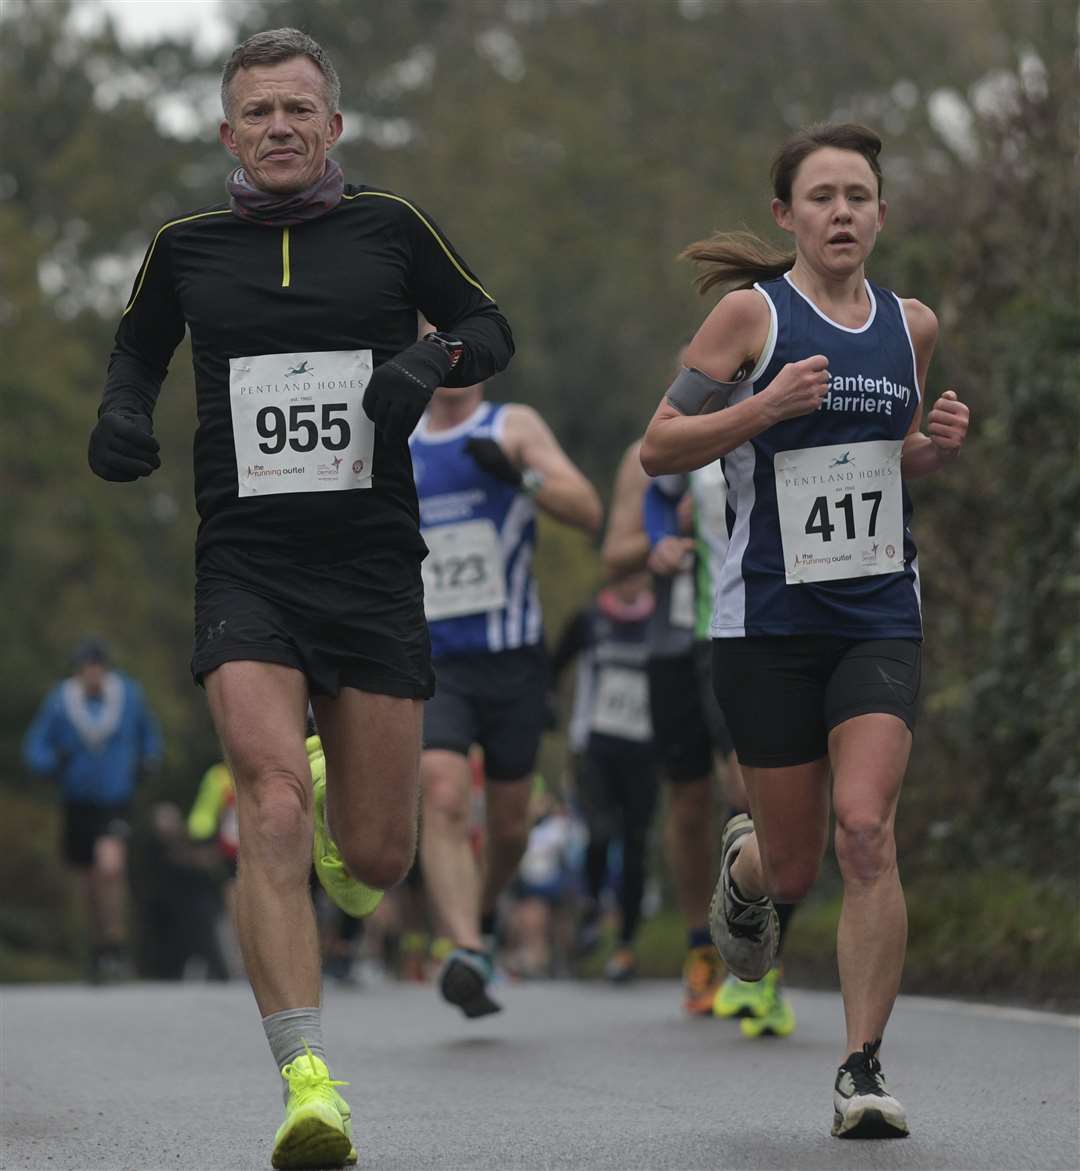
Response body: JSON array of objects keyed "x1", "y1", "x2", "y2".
[
  {"x1": 712, "y1": 972, "x2": 769, "y2": 1019},
  {"x1": 740, "y1": 967, "x2": 796, "y2": 1038},
  {"x1": 272, "y1": 1045, "x2": 358, "y2": 1169},
  {"x1": 308, "y1": 735, "x2": 384, "y2": 919}
]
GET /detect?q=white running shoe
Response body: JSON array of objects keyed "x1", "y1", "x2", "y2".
[{"x1": 832, "y1": 1040, "x2": 910, "y2": 1139}]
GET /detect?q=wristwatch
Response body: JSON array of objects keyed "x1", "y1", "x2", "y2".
[
  {"x1": 424, "y1": 331, "x2": 465, "y2": 371},
  {"x1": 521, "y1": 468, "x2": 546, "y2": 498}
]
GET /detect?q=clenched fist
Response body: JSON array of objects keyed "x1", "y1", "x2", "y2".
[
  {"x1": 926, "y1": 389, "x2": 969, "y2": 456},
  {"x1": 88, "y1": 411, "x2": 160, "y2": 481},
  {"x1": 648, "y1": 536, "x2": 694, "y2": 577},
  {"x1": 761, "y1": 355, "x2": 830, "y2": 423}
]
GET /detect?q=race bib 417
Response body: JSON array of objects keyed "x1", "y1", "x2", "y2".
[{"x1": 774, "y1": 439, "x2": 904, "y2": 585}]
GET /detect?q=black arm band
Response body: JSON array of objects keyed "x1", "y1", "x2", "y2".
[{"x1": 665, "y1": 366, "x2": 742, "y2": 415}]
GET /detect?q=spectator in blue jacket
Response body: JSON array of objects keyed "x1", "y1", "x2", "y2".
[{"x1": 23, "y1": 636, "x2": 163, "y2": 982}]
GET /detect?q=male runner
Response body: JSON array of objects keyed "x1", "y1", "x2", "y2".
[
  {"x1": 88, "y1": 27, "x2": 511, "y2": 1169},
  {"x1": 22, "y1": 637, "x2": 162, "y2": 983},
  {"x1": 410, "y1": 377, "x2": 600, "y2": 1017}
]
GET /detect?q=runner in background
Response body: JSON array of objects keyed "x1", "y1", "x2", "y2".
[
  {"x1": 411, "y1": 375, "x2": 601, "y2": 1018},
  {"x1": 646, "y1": 469, "x2": 797, "y2": 1037},
  {"x1": 22, "y1": 636, "x2": 163, "y2": 983},
  {"x1": 550, "y1": 573, "x2": 659, "y2": 983},
  {"x1": 602, "y1": 440, "x2": 723, "y2": 1015},
  {"x1": 503, "y1": 778, "x2": 583, "y2": 979}
]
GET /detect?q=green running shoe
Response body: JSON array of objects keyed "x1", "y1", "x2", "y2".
[
  {"x1": 308, "y1": 736, "x2": 384, "y2": 919},
  {"x1": 712, "y1": 972, "x2": 768, "y2": 1020},
  {"x1": 272, "y1": 1045, "x2": 358, "y2": 1169},
  {"x1": 740, "y1": 967, "x2": 796, "y2": 1038}
]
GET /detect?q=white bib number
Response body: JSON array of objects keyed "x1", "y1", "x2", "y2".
[
  {"x1": 230, "y1": 350, "x2": 375, "y2": 497},
  {"x1": 669, "y1": 570, "x2": 695, "y2": 630},
  {"x1": 422, "y1": 520, "x2": 507, "y2": 621},
  {"x1": 775, "y1": 440, "x2": 904, "y2": 585},
  {"x1": 590, "y1": 666, "x2": 651, "y2": 742}
]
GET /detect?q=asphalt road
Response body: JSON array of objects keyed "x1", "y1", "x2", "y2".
[{"x1": 2, "y1": 978, "x2": 1077, "y2": 1171}]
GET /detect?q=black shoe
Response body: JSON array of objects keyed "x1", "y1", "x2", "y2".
[
  {"x1": 832, "y1": 1040, "x2": 909, "y2": 1138},
  {"x1": 439, "y1": 949, "x2": 502, "y2": 1019}
]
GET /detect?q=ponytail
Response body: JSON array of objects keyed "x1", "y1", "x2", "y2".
[{"x1": 680, "y1": 229, "x2": 795, "y2": 296}]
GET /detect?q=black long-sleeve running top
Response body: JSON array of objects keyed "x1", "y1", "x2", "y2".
[{"x1": 100, "y1": 185, "x2": 514, "y2": 570}]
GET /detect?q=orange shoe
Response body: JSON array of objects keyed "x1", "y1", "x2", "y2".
[{"x1": 682, "y1": 945, "x2": 724, "y2": 1016}]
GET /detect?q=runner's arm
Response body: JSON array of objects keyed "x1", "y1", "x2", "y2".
[
  {"x1": 21, "y1": 691, "x2": 64, "y2": 777},
  {"x1": 601, "y1": 442, "x2": 651, "y2": 578},
  {"x1": 502, "y1": 405, "x2": 603, "y2": 536},
  {"x1": 100, "y1": 229, "x2": 186, "y2": 421},
  {"x1": 640, "y1": 291, "x2": 774, "y2": 475},
  {"x1": 900, "y1": 300, "x2": 969, "y2": 479},
  {"x1": 404, "y1": 202, "x2": 514, "y2": 387}
]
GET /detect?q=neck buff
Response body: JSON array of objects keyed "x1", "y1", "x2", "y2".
[{"x1": 227, "y1": 157, "x2": 344, "y2": 226}]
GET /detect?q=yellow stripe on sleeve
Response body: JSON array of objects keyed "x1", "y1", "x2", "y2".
[
  {"x1": 122, "y1": 209, "x2": 232, "y2": 317},
  {"x1": 342, "y1": 190, "x2": 494, "y2": 301}
]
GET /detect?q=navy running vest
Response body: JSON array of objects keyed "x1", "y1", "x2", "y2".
[
  {"x1": 711, "y1": 273, "x2": 922, "y2": 640},
  {"x1": 411, "y1": 402, "x2": 541, "y2": 658}
]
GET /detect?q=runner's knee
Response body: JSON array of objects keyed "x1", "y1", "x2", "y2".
[
  {"x1": 340, "y1": 835, "x2": 416, "y2": 891},
  {"x1": 422, "y1": 765, "x2": 470, "y2": 828},
  {"x1": 239, "y1": 767, "x2": 312, "y2": 860},
  {"x1": 94, "y1": 837, "x2": 126, "y2": 879},
  {"x1": 834, "y1": 813, "x2": 895, "y2": 883}
]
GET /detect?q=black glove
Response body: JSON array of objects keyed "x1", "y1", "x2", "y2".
[
  {"x1": 88, "y1": 411, "x2": 160, "y2": 481},
  {"x1": 465, "y1": 437, "x2": 523, "y2": 488},
  {"x1": 362, "y1": 341, "x2": 453, "y2": 441}
]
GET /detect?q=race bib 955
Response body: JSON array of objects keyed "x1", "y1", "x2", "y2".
[{"x1": 230, "y1": 350, "x2": 375, "y2": 497}]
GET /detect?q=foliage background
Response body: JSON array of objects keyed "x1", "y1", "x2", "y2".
[{"x1": 2, "y1": 0, "x2": 1077, "y2": 993}]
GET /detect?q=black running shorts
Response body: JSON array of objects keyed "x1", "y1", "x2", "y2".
[
  {"x1": 423, "y1": 645, "x2": 548, "y2": 781},
  {"x1": 712, "y1": 636, "x2": 921, "y2": 769},
  {"x1": 62, "y1": 801, "x2": 131, "y2": 869},
  {"x1": 647, "y1": 647, "x2": 735, "y2": 783},
  {"x1": 192, "y1": 547, "x2": 435, "y2": 700}
]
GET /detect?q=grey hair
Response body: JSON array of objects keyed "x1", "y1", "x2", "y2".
[{"x1": 221, "y1": 28, "x2": 341, "y2": 122}]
